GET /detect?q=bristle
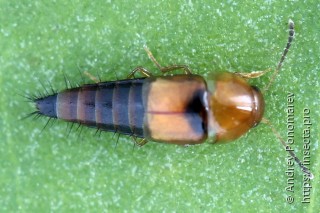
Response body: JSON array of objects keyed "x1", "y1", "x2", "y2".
[
  {"x1": 115, "y1": 133, "x2": 121, "y2": 149},
  {"x1": 20, "y1": 111, "x2": 41, "y2": 121},
  {"x1": 67, "y1": 122, "x2": 76, "y2": 137},
  {"x1": 76, "y1": 124, "x2": 85, "y2": 140},
  {"x1": 38, "y1": 80, "x2": 50, "y2": 96},
  {"x1": 41, "y1": 117, "x2": 53, "y2": 133},
  {"x1": 62, "y1": 72, "x2": 71, "y2": 89}
]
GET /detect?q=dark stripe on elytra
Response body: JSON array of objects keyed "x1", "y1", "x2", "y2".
[
  {"x1": 77, "y1": 85, "x2": 97, "y2": 126},
  {"x1": 57, "y1": 88, "x2": 79, "y2": 122},
  {"x1": 129, "y1": 79, "x2": 145, "y2": 137},
  {"x1": 113, "y1": 81, "x2": 131, "y2": 133},
  {"x1": 95, "y1": 83, "x2": 115, "y2": 131},
  {"x1": 184, "y1": 88, "x2": 208, "y2": 137}
]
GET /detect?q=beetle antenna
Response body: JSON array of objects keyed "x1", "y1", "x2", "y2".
[
  {"x1": 262, "y1": 118, "x2": 314, "y2": 179},
  {"x1": 264, "y1": 19, "x2": 295, "y2": 91}
]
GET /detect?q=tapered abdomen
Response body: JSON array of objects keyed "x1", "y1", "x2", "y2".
[
  {"x1": 35, "y1": 78, "x2": 146, "y2": 137},
  {"x1": 34, "y1": 75, "x2": 209, "y2": 144}
]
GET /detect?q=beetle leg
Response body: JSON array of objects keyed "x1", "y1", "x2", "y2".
[
  {"x1": 131, "y1": 136, "x2": 148, "y2": 147},
  {"x1": 127, "y1": 66, "x2": 153, "y2": 79},
  {"x1": 159, "y1": 65, "x2": 192, "y2": 75},
  {"x1": 83, "y1": 71, "x2": 100, "y2": 83},
  {"x1": 143, "y1": 45, "x2": 192, "y2": 75},
  {"x1": 235, "y1": 68, "x2": 272, "y2": 79}
]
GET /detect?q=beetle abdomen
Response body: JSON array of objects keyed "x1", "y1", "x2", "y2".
[{"x1": 35, "y1": 78, "x2": 146, "y2": 137}]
